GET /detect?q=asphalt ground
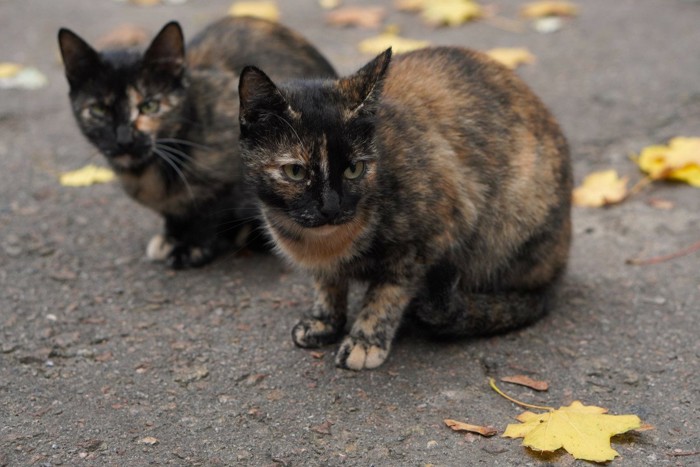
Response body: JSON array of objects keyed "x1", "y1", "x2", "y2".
[{"x1": 1, "y1": 0, "x2": 699, "y2": 465}]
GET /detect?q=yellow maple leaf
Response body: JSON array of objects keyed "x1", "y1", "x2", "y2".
[
  {"x1": 520, "y1": 1, "x2": 578, "y2": 18},
  {"x1": 503, "y1": 401, "x2": 641, "y2": 462},
  {"x1": 358, "y1": 29, "x2": 430, "y2": 55},
  {"x1": 228, "y1": 1, "x2": 280, "y2": 22},
  {"x1": 0, "y1": 62, "x2": 23, "y2": 78},
  {"x1": 60, "y1": 164, "x2": 116, "y2": 187},
  {"x1": 572, "y1": 170, "x2": 629, "y2": 207},
  {"x1": 636, "y1": 137, "x2": 700, "y2": 187},
  {"x1": 485, "y1": 48, "x2": 536, "y2": 69},
  {"x1": 422, "y1": 0, "x2": 482, "y2": 27}
]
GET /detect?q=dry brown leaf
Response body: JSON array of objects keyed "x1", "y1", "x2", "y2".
[
  {"x1": 229, "y1": 1, "x2": 280, "y2": 22},
  {"x1": 646, "y1": 198, "x2": 674, "y2": 210},
  {"x1": 96, "y1": 24, "x2": 150, "y2": 49},
  {"x1": 139, "y1": 436, "x2": 159, "y2": 445},
  {"x1": 572, "y1": 170, "x2": 629, "y2": 207},
  {"x1": 326, "y1": 6, "x2": 386, "y2": 29},
  {"x1": 520, "y1": 1, "x2": 578, "y2": 18},
  {"x1": 394, "y1": 0, "x2": 426, "y2": 12},
  {"x1": 444, "y1": 419, "x2": 498, "y2": 437},
  {"x1": 501, "y1": 375, "x2": 549, "y2": 391},
  {"x1": 485, "y1": 47, "x2": 536, "y2": 69}
]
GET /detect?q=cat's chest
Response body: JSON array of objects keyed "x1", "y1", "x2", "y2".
[{"x1": 117, "y1": 165, "x2": 190, "y2": 216}]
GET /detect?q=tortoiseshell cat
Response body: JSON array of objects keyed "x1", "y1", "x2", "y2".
[
  {"x1": 58, "y1": 17, "x2": 336, "y2": 268},
  {"x1": 238, "y1": 47, "x2": 572, "y2": 370}
]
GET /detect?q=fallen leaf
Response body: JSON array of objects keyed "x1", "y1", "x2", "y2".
[
  {"x1": 139, "y1": 436, "x2": 159, "y2": 445},
  {"x1": 533, "y1": 16, "x2": 564, "y2": 33},
  {"x1": 646, "y1": 198, "x2": 674, "y2": 210},
  {"x1": 394, "y1": 0, "x2": 426, "y2": 11},
  {"x1": 228, "y1": 1, "x2": 280, "y2": 22},
  {"x1": 319, "y1": 0, "x2": 341, "y2": 9},
  {"x1": 96, "y1": 24, "x2": 150, "y2": 49},
  {"x1": 485, "y1": 47, "x2": 536, "y2": 69},
  {"x1": 501, "y1": 375, "x2": 549, "y2": 391},
  {"x1": 421, "y1": 0, "x2": 483, "y2": 27},
  {"x1": 128, "y1": 0, "x2": 161, "y2": 5},
  {"x1": 444, "y1": 419, "x2": 498, "y2": 437},
  {"x1": 0, "y1": 63, "x2": 48, "y2": 90},
  {"x1": 572, "y1": 170, "x2": 629, "y2": 207},
  {"x1": 503, "y1": 401, "x2": 641, "y2": 462},
  {"x1": 326, "y1": 6, "x2": 386, "y2": 28},
  {"x1": 636, "y1": 137, "x2": 700, "y2": 187},
  {"x1": 520, "y1": 1, "x2": 578, "y2": 18},
  {"x1": 310, "y1": 420, "x2": 333, "y2": 435},
  {"x1": 358, "y1": 29, "x2": 430, "y2": 55},
  {"x1": 60, "y1": 165, "x2": 116, "y2": 187}
]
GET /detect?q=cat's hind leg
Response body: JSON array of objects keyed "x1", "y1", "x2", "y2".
[
  {"x1": 292, "y1": 276, "x2": 348, "y2": 348},
  {"x1": 410, "y1": 263, "x2": 551, "y2": 337}
]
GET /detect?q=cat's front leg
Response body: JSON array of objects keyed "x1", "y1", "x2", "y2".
[
  {"x1": 292, "y1": 276, "x2": 348, "y2": 348},
  {"x1": 146, "y1": 215, "x2": 217, "y2": 269},
  {"x1": 335, "y1": 283, "x2": 411, "y2": 370}
]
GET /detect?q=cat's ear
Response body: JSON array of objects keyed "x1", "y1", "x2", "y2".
[
  {"x1": 58, "y1": 28, "x2": 101, "y2": 88},
  {"x1": 239, "y1": 66, "x2": 289, "y2": 127},
  {"x1": 143, "y1": 21, "x2": 185, "y2": 77},
  {"x1": 341, "y1": 48, "x2": 392, "y2": 116}
]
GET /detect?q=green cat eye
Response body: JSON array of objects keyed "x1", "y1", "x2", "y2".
[
  {"x1": 139, "y1": 99, "x2": 160, "y2": 115},
  {"x1": 282, "y1": 164, "x2": 307, "y2": 181},
  {"x1": 88, "y1": 103, "x2": 107, "y2": 118},
  {"x1": 343, "y1": 161, "x2": 366, "y2": 180}
]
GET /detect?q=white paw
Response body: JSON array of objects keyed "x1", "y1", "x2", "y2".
[
  {"x1": 146, "y1": 234, "x2": 174, "y2": 262},
  {"x1": 335, "y1": 336, "x2": 390, "y2": 370}
]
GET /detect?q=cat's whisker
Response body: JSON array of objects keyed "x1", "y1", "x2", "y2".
[
  {"x1": 152, "y1": 147, "x2": 196, "y2": 200},
  {"x1": 156, "y1": 137, "x2": 213, "y2": 151},
  {"x1": 265, "y1": 112, "x2": 306, "y2": 152}
]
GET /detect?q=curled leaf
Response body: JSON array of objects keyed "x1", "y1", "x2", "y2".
[
  {"x1": 485, "y1": 47, "x2": 536, "y2": 69},
  {"x1": 228, "y1": 1, "x2": 280, "y2": 22},
  {"x1": 636, "y1": 137, "x2": 700, "y2": 187},
  {"x1": 501, "y1": 375, "x2": 549, "y2": 391},
  {"x1": 60, "y1": 165, "x2": 116, "y2": 187},
  {"x1": 572, "y1": 170, "x2": 629, "y2": 207},
  {"x1": 444, "y1": 419, "x2": 497, "y2": 437}
]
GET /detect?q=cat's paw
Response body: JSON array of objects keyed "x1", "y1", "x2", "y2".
[
  {"x1": 166, "y1": 244, "x2": 214, "y2": 269},
  {"x1": 335, "y1": 335, "x2": 390, "y2": 370},
  {"x1": 292, "y1": 318, "x2": 345, "y2": 348},
  {"x1": 146, "y1": 234, "x2": 175, "y2": 262}
]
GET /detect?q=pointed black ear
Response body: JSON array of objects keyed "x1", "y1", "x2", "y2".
[
  {"x1": 143, "y1": 21, "x2": 185, "y2": 77},
  {"x1": 239, "y1": 66, "x2": 289, "y2": 126},
  {"x1": 341, "y1": 47, "x2": 392, "y2": 115},
  {"x1": 58, "y1": 28, "x2": 102, "y2": 87}
]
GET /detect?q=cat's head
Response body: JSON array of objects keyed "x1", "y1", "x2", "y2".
[
  {"x1": 238, "y1": 49, "x2": 392, "y2": 233},
  {"x1": 58, "y1": 22, "x2": 187, "y2": 172}
]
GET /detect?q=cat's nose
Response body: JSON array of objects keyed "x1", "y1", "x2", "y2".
[
  {"x1": 116, "y1": 124, "x2": 133, "y2": 146},
  {"x1": 319, "y1": 190, "x2": 340, "y2": 219}
]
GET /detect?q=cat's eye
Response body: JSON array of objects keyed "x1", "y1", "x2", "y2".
[
  {"x1": 88, "y1": 103, "x2": 107, "y2": 118},
  {"x1": 343, "y1": 161, "x2": 366, "y2": 180},
  {"x1": 139, "y1": 99, "x2": 160, "y2": 115},
  {"x1": 282, "y1": 164, "x2": 307, "y2": 181}
]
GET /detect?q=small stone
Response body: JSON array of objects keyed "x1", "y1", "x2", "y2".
[
  {"x1": 426, "y1": 440, "x2": 438, "y2": 449},
  {"x1": 139, "y1": 436, "x2": 158, "y2": 445}
]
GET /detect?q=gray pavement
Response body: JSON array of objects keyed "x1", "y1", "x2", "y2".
[{"x1": 1, "y1": 0, "x2": 699, "y2": 465}]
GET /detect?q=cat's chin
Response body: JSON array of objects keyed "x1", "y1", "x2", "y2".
[
  {"x1": 303, "y1": 224, "x2": 343, "y2": 236},
  {"x1": 110, "y1": 153, "x2": 154, "y2": 172}
]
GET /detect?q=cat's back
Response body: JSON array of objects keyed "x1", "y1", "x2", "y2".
[{"x1": 186, "y1": 16, "x2": 335, "y2": 79}]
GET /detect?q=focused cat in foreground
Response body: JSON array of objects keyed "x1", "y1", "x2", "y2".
[
  {"x1": 58, "y1": 17, "x2": 336, "y2": 268},
  {"x1": 239, "y1": 47, "x2": 572, "y2": 370}
]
